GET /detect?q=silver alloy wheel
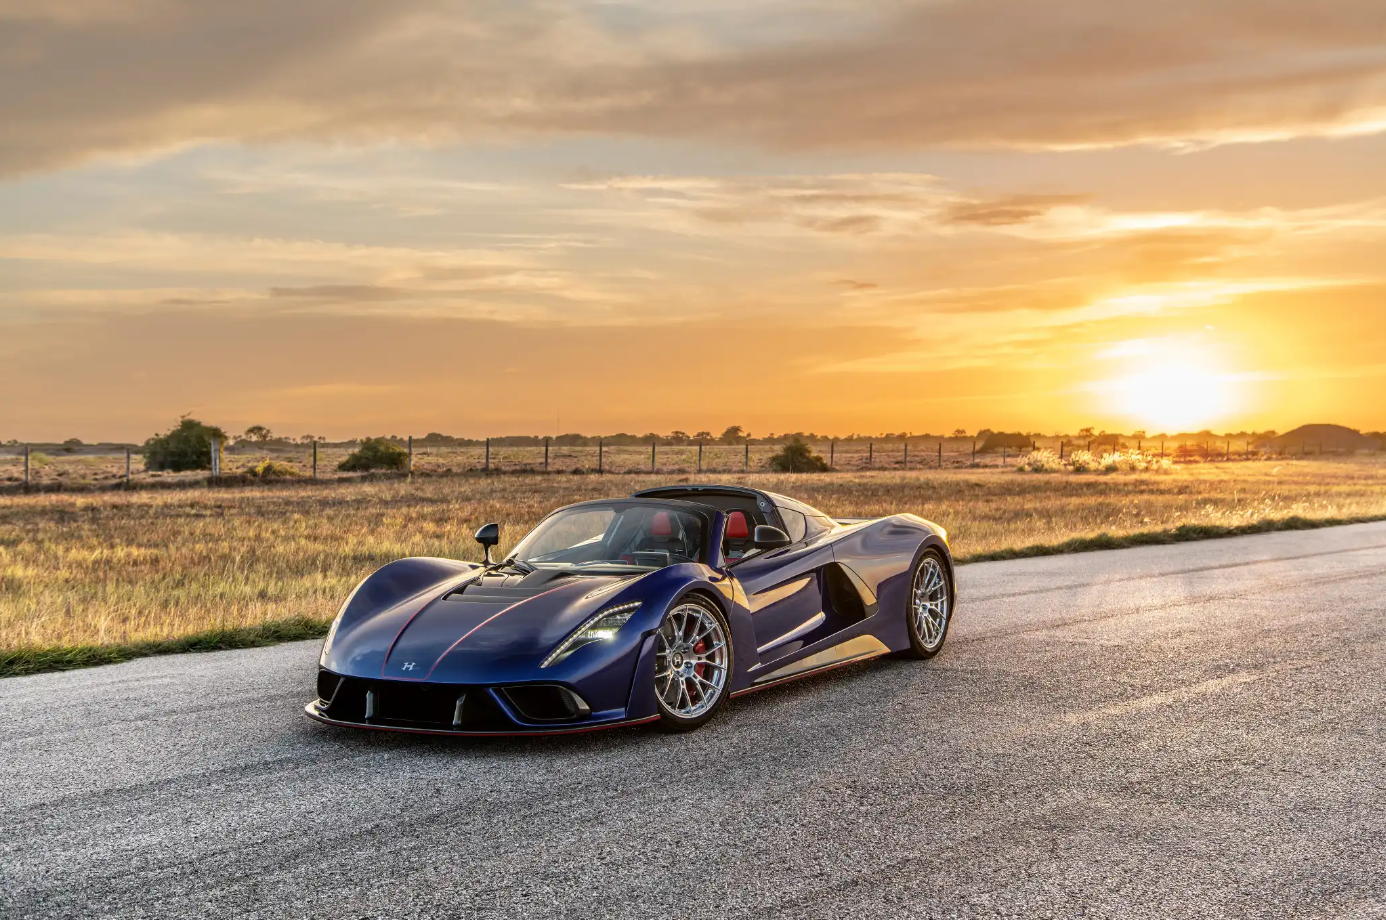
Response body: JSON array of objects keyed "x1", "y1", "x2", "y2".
[
  {"x1": 655, "y1": 602, "x2": 729, "y2": 719},
  {"x1": 911, "y1": 556, "x2": 951, "y2": 651}
]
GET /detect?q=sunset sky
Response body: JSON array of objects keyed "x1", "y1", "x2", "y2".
[{"x1": 3, "y1": 0, "x2": 1386, "y2": 441}]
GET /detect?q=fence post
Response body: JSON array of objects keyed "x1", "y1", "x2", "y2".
[
  {"x1": 1225, "y1": 440, "x2": 1230, "y2": 461},
  {"x1": 598, "y1": 438, "x2": 603, "y2": 474},
  {"x1": 974, "y1": 440, "x2": 978, "y2": 462},
  {"x1": 485, "y1": 438, "x2": 490, "y2": 471},
  {"x1": 126, "y1": 447, "x2": 132, "y2": 486},
  {"x1": 210, "y1": 436, "x2": 220, "y2": 481},
  {"x1": 651, "y1": 440, "x2": 656, "y2": 473},
  {"x1": 544, "y1": 437, "x2": 550, "y2": 472},
  {"x1": 697, "y1": 441, "x2": 703, "y2": 473},
  {"x1": 868, "y1": 442, "x2": 873, "y2": 469},
  {"x1": 24, "y1": 444, "x2": 30, "y2": 489},
  {"x1": 408, "y1": 436, "x2": 413, "y2": 476},
  {"x1": 312, "y1": 441, "x2": 318, "y2": 479},
  {"x1": 829, "y1": 439, "x2": 835, "y2": 469},
  {"x1": 903, "y1": 440, "x2": 908, "y2": 470},
  {"x1": 938, "y1": 441, "x2": 943, "y2": 468},
  {"x1": 744, "y1": 441, "x2": 749, "y2": 471},
  {"x1": 1002, "y1": 446, "x2": 1007, "y2": 465},
  {"x1": 1137, "y1": 438, "x2": 1141, "y2": 453}
]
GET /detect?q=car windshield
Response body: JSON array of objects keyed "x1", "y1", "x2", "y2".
[{"x1": 509, "y1": 503, "x2": 706, "y2": 570}]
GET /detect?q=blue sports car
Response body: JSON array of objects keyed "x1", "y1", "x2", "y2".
[{"x1": 306, "y1": 484, "x2": 954, "y2": 735}]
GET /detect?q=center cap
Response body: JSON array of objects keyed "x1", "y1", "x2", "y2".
[{"x1": 672, "y1": 653, "x2": 684, "y2": 668}]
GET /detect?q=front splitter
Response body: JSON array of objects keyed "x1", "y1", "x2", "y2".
[{"x1": 303, "y1": 702, "x2": 658, "y2": 737}]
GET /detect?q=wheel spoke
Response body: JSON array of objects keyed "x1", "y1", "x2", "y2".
[
  {"x1": 909, "y1": 559, "x2": 950, "y2": 650},
  {"x1": 654, "y1": 604, "x2": 730, "y2": 719}
]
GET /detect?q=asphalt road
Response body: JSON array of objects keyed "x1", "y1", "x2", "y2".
[{"x1": 4, "y1": 523, "x2": 1386, "y2": 920}]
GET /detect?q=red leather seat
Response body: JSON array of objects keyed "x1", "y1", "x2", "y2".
[
  {"x1": 725, "y1": 511, "x2": 750, "y2": 540},
  {"x1": 724, "y1": 510, "x2": 753, "y2": 558},
  {"x1": 651, "y1": 511, "x2": 672, "y2": 536}
]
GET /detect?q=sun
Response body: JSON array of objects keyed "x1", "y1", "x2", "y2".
[{"x1": 1094, "y1": 340, "x2": 1241, "y2": 433}]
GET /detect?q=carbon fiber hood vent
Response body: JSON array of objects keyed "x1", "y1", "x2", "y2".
[{"x1": 446, "y1": 569, "x2": 576, "y2": 604}]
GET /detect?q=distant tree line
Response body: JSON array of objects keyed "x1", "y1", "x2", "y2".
[{"x1": 15, "y1": 422, "x2": 1386, "y2": 456}]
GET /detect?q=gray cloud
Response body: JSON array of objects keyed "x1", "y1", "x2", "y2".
[
  {"x1": 268, "y1": 285, "x2": 414, "y2": 302},
  {"x1": 4, "y1": 0, "x2": 1386, "y2": 174},
  {"x1": 945, "y1": 195, "x2": 1089, "y2": 227}
]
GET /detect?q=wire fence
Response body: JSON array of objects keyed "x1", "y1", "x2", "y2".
[{"x1": 2, "y1": 433, "x2": 1370, "y2": 491}]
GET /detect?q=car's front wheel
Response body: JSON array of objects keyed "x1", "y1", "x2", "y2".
[
  {"x1": 654, "y1": 596, "x2": 732, "y2": 731},
  {"x1": 903, "y1": 549, "x2": 953, "y2": 659}
]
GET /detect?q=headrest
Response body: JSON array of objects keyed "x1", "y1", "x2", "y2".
[
  {"x1": 725, "y1": 510, "x2": 750, "y2": 539},
  {"x1": 650, "y1": 511, "x2": 672, "y2": 536}
]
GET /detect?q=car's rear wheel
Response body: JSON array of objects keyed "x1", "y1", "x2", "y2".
[
  {"x1": 903, "y1": 550, "x2": 953, "y2": 659},
  {"x1": 654, "y1": 596, "x2": 732, "y2": 731}
]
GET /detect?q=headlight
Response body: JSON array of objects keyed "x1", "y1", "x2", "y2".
[
  {"x1": 320, "y1": 578, "x2": 366, "y2": 664},
  {"x1": 541, "y1": 601, "x2": 641, "y2": 668},
  {"x1": 319, "y1": 609, "x2": 345, "y2": 664}
]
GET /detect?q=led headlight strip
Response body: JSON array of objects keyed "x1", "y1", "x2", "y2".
[{"x1": 540, "y1": 601, "x2": 642, "y2": 668}]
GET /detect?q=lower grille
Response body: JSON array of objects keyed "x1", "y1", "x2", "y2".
[
  {"x1": 319, "y1": 672, "x2": 510, "y2": 731},
  {"x1": 316, "y1": 670, "x2": 343, "y2": 704}
]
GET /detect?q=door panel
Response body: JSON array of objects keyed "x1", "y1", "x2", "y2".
[{"x1": 730, "y1": 541, "x2": 834, "y2": 662}]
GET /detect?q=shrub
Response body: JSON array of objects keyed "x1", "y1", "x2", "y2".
[
  {"x1": 1066, "y1": 449, "x2": 1099, "y2": 472},
  {"x1": 143, "y1": 418, "x2": 228, "y2": 472},
  {"x1": 1100, "y1": 450, "x2": 1176, "y2": 473},
  {"x1": 338, "y1": 437, "x2": 409, "y2": 472},
  {"x1": 767, "y1": 437, "x2": 830, "y2": 473},
  {"x1": 247, "y1": 459, "x2": 300, "y2": 480},
  {"x1": 1017, "y1": 448, "x2": 1064, "y2": 472}
]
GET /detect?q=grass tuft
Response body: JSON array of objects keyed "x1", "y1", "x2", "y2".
[{"x1": 0, "y1": 616, "x2": 328, "y2": 678}]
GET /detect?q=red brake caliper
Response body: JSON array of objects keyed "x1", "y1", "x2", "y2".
[{"x1": 693, "y1": 639, "x2": 707, "y2": 680}]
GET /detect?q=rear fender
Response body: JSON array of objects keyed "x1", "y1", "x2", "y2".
[{"x1": 829, "y1": 515, "x2": 950, "y2": 653}]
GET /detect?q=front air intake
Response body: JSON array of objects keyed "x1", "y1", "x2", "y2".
[
  {"x1": 500, "y1": 685, "x2": 591, "y2": 722},
  {"x1": 322, "y1": 677, "x2": 510, "y2": 731},
  {"x1": 316, "y1": 669, "x2": 343, "y2": 704}
]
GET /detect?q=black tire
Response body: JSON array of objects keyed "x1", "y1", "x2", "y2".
[
  {"x1": 653, "y1": 594, "x2": 733, "y2": 732},
  {"x1": 901, "y1": 549, "x2": 953, "y2": 660}
]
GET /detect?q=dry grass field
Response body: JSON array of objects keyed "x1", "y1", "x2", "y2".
[{"x1": 2, "y1": 458, "x2": 1385, "y2": 673}]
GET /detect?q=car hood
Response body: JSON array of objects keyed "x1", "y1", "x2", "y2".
[{"x1": 324, "y1": 565, "x2": 641, "y2": 683}]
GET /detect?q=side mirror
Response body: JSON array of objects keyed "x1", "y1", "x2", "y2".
[
  {"x1": 753, "y1": 525, "x2": 791, "y2": 551},
  {"x1": 475, "y1": 522, "x2": 500, "y2": 564}
]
